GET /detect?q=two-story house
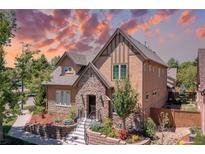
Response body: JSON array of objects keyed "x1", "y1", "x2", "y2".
[{"x1": 43, "y1": 28, "x2": 168, "y2": 127}]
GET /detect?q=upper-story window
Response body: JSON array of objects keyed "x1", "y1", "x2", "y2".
[
  {"x1": 112, "y1": 64, "x2": 127, "y2": 80},
  {"x1": 64, "y1": 66, "x2": 73, "y2": 74}
]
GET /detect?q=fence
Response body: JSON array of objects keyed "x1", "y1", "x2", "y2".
[{"x1": 150, "y1": 107, "x2": 201, "y2": 128}]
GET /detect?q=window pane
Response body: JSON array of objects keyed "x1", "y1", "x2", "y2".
[
  {"x1": 56, "y1": 91, "x2": 60, "y2": 104},
  {"x1": 113, "y1": 65, "x2": 119, "y2": 79},
  {"x1": 120, "y1": 65, "x2": 127, "y2": 79},
  {"x1": 61, "y1": 91, "x2": 64, "y2": 105},
  {"x1": 67, "y1": 92, "x2": 71, "y2": 105}
]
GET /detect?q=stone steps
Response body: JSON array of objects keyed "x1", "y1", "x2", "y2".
[{"x1": 65, "y1": 118, "x2": 93, "y2": 145}]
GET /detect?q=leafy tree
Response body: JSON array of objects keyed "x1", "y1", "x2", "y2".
[
  {"x1": 14, "y1": 49, "x2": 34, "y2": 109},
  {"x1": 112, "y1": 79, "x2": 138, "y2": 129},
  {"x1": 0, "y1": 10, "x2": 17, "y2": 143},
  {"x1": 177, "y1": 61, "x2": 197, "y2": 91},
  {"x1": 167, "y1": 58, "x2": 179, "y2": 68},
  {"x1": 50, "y1": 55, "x2": 60, "y2": 70}
]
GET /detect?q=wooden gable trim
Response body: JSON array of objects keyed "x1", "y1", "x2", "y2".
[{"x1": 92, "y1": 28, "x2": 147, "y2": 64}]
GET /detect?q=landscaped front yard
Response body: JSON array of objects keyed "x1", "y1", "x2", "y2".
[{"x1": 89, "y1": 118, "x2": 150, "y2": 144}]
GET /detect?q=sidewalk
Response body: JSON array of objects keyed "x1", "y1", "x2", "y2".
[{"x1": 8, "y1": 110, "x2": 64, "y2": 145}]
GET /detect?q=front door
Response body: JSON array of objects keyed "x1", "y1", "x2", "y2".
[{"x1": 88, "y1": 95, "x2": 96, "y2": 119}]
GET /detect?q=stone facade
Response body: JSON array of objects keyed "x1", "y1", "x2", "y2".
[{"x1": 75, "y1": 68, "x2": 110, "y2": 120}]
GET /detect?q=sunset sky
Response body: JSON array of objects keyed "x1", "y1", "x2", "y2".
[{"x1": 4, "y1": 9, "x2": 205, "y2": 67}]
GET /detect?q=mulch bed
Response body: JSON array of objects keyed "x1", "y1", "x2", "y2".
[{"x1": 28, "y1": 113, "x2": 68, "y2": 125}]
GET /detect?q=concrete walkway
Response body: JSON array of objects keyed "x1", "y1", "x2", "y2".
[{"x1": 8, "y1": 110, "x2": 64, "y2": 145}]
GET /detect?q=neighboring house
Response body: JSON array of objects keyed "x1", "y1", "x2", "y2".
[
  {"x1": 197, "y1": 48, "x2": 205, "y2": 134},
  {"x1": 43, "y1": 28, "x2": 168, "y2": 127},
  {"x1": 167, "y1": 68, "x2": 177, "y2": 101}
]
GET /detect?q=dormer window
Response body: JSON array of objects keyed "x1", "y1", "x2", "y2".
[{"x1": 64, "y1": 66, "x2": 73, "y2": 74}]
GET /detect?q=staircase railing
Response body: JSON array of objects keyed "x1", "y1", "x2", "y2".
[{"x1": 84, "y1": 111, "x2": 96, "y2": 145}]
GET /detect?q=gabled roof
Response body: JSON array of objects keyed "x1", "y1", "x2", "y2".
[
  {"x1": 198, "y1": 48, "x2": 205, "y2": 91},
  {"x1": 56, "y1": 51, "x2": 97, "y2": 66},
  {"x1": 42, "y1": 66, "x2": 79, "y2": 86},
  {"x1": 93, "y1": 28, "x2": 167, "y2": 67},
  {"x1": 73, "y1": 62, "x2": 113, "y2": 89}
]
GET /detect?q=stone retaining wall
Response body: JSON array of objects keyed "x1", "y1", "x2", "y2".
[
  {"x1": 86, "y1": 129, "x2": 150, "y2": 145},
  {"x1": 24, "y1": 123, "x2": 77, "y2": 139}
]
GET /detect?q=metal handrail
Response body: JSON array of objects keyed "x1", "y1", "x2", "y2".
[
  {"x1": 87, "y1": 111, "x2": 96, "y2": 119},
  {"x1": 84, "y1": 111, "x2": 96, "y2": 145}
]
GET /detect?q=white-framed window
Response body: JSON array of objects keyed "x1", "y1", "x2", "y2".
[
  {"x1": 56, "y1": 90, "x2": 71, "y2": 106},
  {"x1": 112, "y1": 64, "x2": 127, "y2": 80},
  {"x1": 64, "y1": 66, "x2": 73, "y2": 74}
]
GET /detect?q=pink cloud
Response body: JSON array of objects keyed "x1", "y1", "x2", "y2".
[
  {"x1": 120, "y1": 19, "x2": 140, "y2": 34},
  {"x1": 148, "y1": 10, "x2": 177, "y2": 25},
  {"x1": 184, "y1": 28, "x2": 192, "y2": 34},
  {"x1": 196, "y1": 24, "x2": 205, "y2": 38},
  {"x1": 177, "y1": 10, "x2": 196, "y2": 25},
  {"x1": 145, "y1": 28, "x2": 160, "y2": 37}
]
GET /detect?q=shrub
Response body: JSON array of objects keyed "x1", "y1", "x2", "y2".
[
  {"x1": 103, "y1": 118, "x2": 112, "y2": 128},
  {"x1": 90, "y1": 118, "x2": 118, "y2": 138},
  {"x1": 68, "y1": 107, "x2": 77, "y2": 121},
  {"x1": 193, "y1": 132, "x2": 205, "y2": 145},
  {"x1": 54, "y1": 117, "x2": 63, "y2": 123},
  {"x1": 107, "y1": 129, "x2": 118, "y2": 138},
  {"x1": 178, "y1": 140, "x2": 185, "y2": 145},
  {"x1": 143, "y1": 117, "x2": 156, "y2": 138},
  {"x1": 189, "y1": 127, "x2": 201, "y2": 134},
  {"x1": 33, "y1": 106, "x2": 45, "y2": 114},
  {"x1": 131, "y1": 135, "x2": 139, "y2": 143},
  {"x1": 118, "y1": 129, "x2": 128, "y2": 140},
  {"x1": 90, "y1": 121, "x2": 103, "y2": 132}
]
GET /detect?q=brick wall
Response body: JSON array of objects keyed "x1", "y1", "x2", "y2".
[
  {"x1": 150, "y1": 108, "x2": 201, "y2": 128},
  {"x1": 24, "y1": 123, "x2": 77, "y2": 139}
]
